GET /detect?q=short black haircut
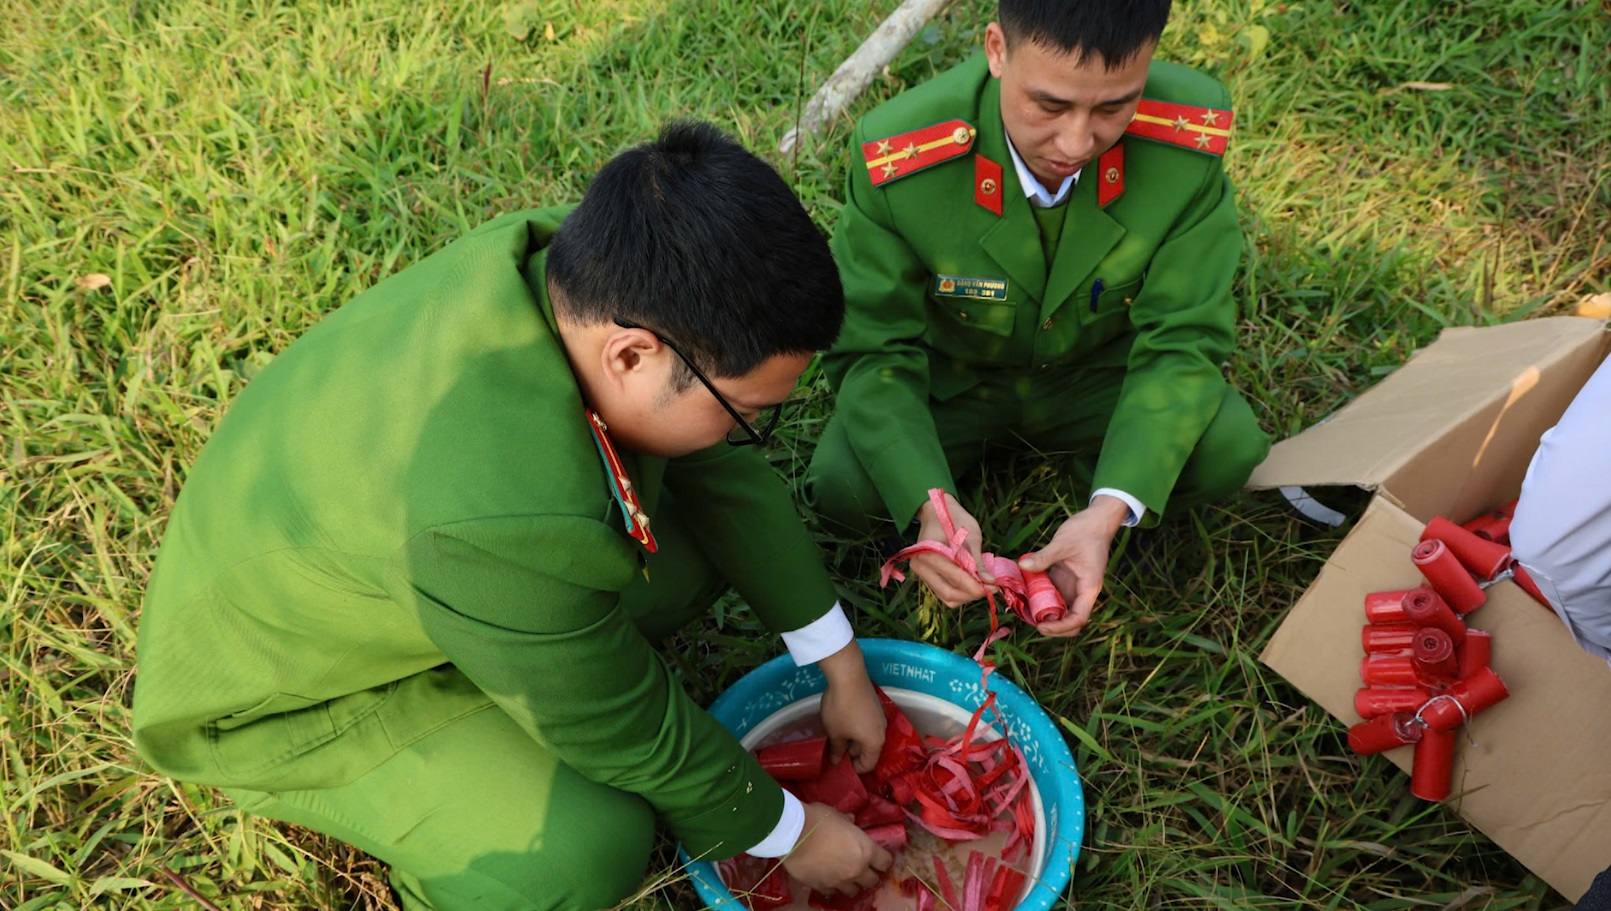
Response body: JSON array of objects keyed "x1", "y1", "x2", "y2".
[
  {"x1": 547, "y1": 120, "x2": 844, "y2": 382},
  {"x1": 998, "y1": 0, "x2": 1172, "y2": 66}
]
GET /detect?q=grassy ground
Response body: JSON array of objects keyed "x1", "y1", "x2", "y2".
[{"x1": 3, "y1": 0, "x2": 1608, "y2": 908}]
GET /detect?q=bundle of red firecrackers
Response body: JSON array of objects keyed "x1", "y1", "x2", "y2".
[
  {"x1": 1349, "y1": 500, "x2": 1550, "y2": 800},
  {"x1": 719, "y1": 688, "x2": 1033, "y2": 911}
]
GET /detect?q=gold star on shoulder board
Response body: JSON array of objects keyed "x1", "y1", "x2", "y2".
[
  {"x1": 1172, "y1": 115, "x2": 1189, "y2": 132},
  {"x1": 1201, "y1": 109, "x2": 1221, "y2": 127},
  {"x1": 1194, "y1": 132, "x2": 1212, "y2": 149},
  {"x1": 881, "y1": 162, "x2": 899, "y2": 178},
  {"x1": 902, "y1": 143, "x2": 918, "y2": 159},
  {"x1": 876, "y1": 139, "x2": 892, "y2": 156}
]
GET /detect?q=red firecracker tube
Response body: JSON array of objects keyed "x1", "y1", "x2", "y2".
[
  {"x1": 1400, "y1": 587, "x2": 1467, "y2": 644},
  {"x1": 1348, "y1": 711, "x2": 1425, "y2": 755},
  {"x1": 1410, "y1": 727, "x2": 1457, "y2": 801},
  {"x1": 1419, "y1": 667, "x2": 1510, "y2": 733},
  {"x1": 1412, "y1": 539, "x2": 1485, "y2": 613},
  {"x1": 1411, "y1": 627, "x2": 1459, "y2": 681}
]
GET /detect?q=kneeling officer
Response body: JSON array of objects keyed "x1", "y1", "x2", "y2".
[{"x1": 132, "y1": 121, "x2": 891, "y2": 911}]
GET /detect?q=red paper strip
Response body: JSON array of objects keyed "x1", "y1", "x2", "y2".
[{"x1": 881, "y1": 489, "x2": 1068, "y2": 626}]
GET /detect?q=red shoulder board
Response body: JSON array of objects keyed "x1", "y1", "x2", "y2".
[
  {"x1": 863, "y1": 120, "x2": 977, "y2": 187},
  {"x1": 1124, "y1": 98, "x2": 1233, "y2": 156},
  {"x1": 585, "y1": 409, "x2": 658, "y2": 553}
]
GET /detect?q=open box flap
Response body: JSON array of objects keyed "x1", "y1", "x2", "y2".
[
  {"x1": 1247, "y1": 317, "x2": 1609, "y2": 501},
  {"x1": 1262, "y1": 496, "x2": 1611, "y2": 900}
]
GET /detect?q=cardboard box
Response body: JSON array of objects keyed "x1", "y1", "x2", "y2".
[{"x1": 1249, "y1": 316, "x2": 1611, "y2": 900}]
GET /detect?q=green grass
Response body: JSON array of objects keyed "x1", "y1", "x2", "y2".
[{"x1": 3, "y1": 0, "x2": 1607, "y2": 907}]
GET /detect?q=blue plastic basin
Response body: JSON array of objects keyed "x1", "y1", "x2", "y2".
[{"x1": 682, "y1": 638, "x2": 1083, "y2": 910}]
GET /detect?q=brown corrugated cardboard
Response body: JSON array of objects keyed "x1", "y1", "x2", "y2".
[{"x1": 1251, "y1": 316, "x2": 1611, "y2": 900}]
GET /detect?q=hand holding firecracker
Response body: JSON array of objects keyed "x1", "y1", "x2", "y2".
[{"x1": 881, "y1": 489, "x2": 1068, "y2": 628}]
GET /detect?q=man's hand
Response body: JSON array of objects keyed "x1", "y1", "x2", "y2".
[
  {"x1": 910, "y1": 491, "x2": 994, "y2": 606},
  {"x1": 782, "y1": 803, "x2": 894, "y2": 895},
  {"x1": 817, "y1": 641, "x2": 886, "y2": 773},
  {"x1": 1018, "y1": 495, "x2": 1131, "y2": 637}
]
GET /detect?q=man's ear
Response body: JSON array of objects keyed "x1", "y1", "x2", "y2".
[
  {"x1": 984, "y1": 22, "x2": 1008, "y2": 79},
  {"x1": 599, "y1": 327, "x2": 661, "y2": 393}
]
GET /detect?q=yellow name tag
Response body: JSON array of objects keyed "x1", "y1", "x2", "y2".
[{"x1": 933, "y1": 275, "x2": 1008, "y2": 301}]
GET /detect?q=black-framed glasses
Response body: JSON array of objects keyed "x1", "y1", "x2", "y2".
[{"x1": 614, "y1": 318, "x2": 783, "y2": 447}]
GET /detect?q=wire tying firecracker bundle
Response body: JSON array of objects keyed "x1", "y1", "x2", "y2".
[
  {"x1": 1349, "y1": 500, "x2": 1551, "y2": 800},
  {"x1": 879, "y1": 488, "x2": 1067, "y2": 626}
]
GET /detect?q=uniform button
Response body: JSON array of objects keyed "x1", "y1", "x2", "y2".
[
  {"x1": 1040, "y1": 363, "x2": 1051, "y2": 371},
  {"x1": 1123, "y1": 296, "x2": 1134, "y2": 306},
  {"x1": 958, "y1": 311, "x2": 970, "y2": 321},
  {"x1": 1041, "y1": 318, "x2": 1054, "y2": 331}
]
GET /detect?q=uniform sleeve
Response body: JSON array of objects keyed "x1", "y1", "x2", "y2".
[
  {"x1": 390, "y1": 513, "x2": 784, "y2": 859},
  {"x1": 664, "y1": 444, "x2": 841, "y2": 636},
  {"x1": 1511, "y1": 356, "x2": 1611, "y2": 662},
  {"x1": 1091, "y1": 161, "x2": 1242, "y2": 514},
  {"x1": 822, "y1": 125, "x2": 956, "y2": 528}
]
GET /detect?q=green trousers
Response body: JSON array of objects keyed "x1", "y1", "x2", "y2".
[
  {"x1": 225, "y1": 500, "x2": 727, "y2": 911},
  {"x1": 805, "y1": 363, "x2": 1271, "y2": 535}
]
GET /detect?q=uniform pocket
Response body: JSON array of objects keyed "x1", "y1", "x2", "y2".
[
  {"x1": 1079, "y1": 277, "x2": 1142, "y2": 325},
  {"x1": 208, "y1": 685, "x2": 398, "y2": 781},
  {"x1": 931, "y1": 296, "x2": 1017, "y2": 337}
]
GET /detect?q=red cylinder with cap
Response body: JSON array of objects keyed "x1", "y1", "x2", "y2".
[
  {"x1": 1364, "y1": 589, "x2": 1416, "y2": 625},
  {"x1": 1400, "y1": 588, "x2": 1466, "y2": 644},
  {"x1": 1348, "y1": 712, "x2": 1425, "y2": 755},
  {"x1": 1355, "y1": 687, "x2": 1431, "y2": 719},
  {"x1": 1411, "y1": 727, "x2": 1457, "y2": 801},
  {"x1": 1362, "y1": 624, "x2": 1418, "y2": 654},
  {"x1": 1413, "y1": 539, "x2": 1486, "y2": 613},
  {"x1": 1422, "y1": 516, "x2": 1513, "y2": 578},
  {"x1": 1420, "y1": 667, "x2": 1510, "y2": 733},
  {"x1": 1458, "y1": 629, "x2": 1492, "y2": 679},
  {"x1": 1360, "y1": 655, "x2": 1427, "y2": 688},
  {"x1": 1412, "y1": 627, "x2": 1459, "y2": 680}
]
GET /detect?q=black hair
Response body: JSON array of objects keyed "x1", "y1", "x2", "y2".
[
  {"x1": 998, "y1": 0, "x2": 1172, "y2": 66},
  {"x1": 547, "y1": 120, "x2": 844, "y2": 381}
]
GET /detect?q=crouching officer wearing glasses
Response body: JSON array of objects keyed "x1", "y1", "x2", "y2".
[{"x1": 131, "y1": 121, "x2": 892, "y2": 911}]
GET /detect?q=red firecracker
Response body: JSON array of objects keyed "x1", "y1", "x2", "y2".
[
  {"x1": 1422, "y1": 516, "x2": 1513, "y2": 578},
  {"x1": 1412, "y1": 539, "x2": 1486, "y2": 613},
  {"x1": 1410, "y1": 727, "x2": 1457, "y2": 801}
]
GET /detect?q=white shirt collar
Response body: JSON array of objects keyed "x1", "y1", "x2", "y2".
[{"x1": 1004, "y1": 127, "x2": 1079, "y2": 208}]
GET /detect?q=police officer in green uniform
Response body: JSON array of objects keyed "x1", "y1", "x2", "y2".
[
  {"x1": 132, "y1": 122, "x2": 893, "y2": 911},
  {"x1": 806, "y1": 0, "x2": 1271, "y2": 633}
]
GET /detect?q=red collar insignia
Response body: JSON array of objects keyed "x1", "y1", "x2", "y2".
[{"x1": 585, "y1": 410, "x2": 658, "y2": 553}]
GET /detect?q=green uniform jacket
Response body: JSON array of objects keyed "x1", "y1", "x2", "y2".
[
  {"x1": 826, "y1": 54, "x2": 1243, "y2": 526},
  {"x1": 131, "y1": 208, "x2": 835, "y2": 858}
]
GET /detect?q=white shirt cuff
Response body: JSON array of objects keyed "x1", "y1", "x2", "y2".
[
  {"x1": 745, "y1": 790, "x2": 805, "y2": 858},
  {"x1": 779, "y1": 603, "x2": 853, "y2": 666},
  {"x1": 1091, "y1": 488, "x2": 1145, "y2": 527}
]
